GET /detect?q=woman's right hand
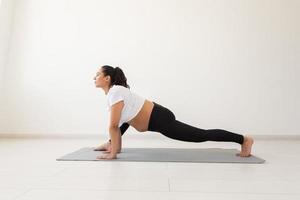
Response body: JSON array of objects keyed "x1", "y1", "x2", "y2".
[{"x1": 94, "y1": 141, "x2": 111, "y2": 151}]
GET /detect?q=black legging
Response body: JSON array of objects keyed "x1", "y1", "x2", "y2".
[{"x1": 118, "y1": 102, "x2": 244, "y2": 145}]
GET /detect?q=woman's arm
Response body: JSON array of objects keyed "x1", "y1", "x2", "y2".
[
  {"x1": 98, "y1": 100, "x2": 124, "y2": 160},
  {"x1": 108, "y1": 122, "x2": 130, "y2": 142},
  {"x1": 95, "y1": 123, "x2": 129, "y2": 152},
  {"x1": 109, "y1": 126, "x2": 121, "y2": 155},
  {"x1": 98, "y1": 127, "x2": 120, "y2": 159}
]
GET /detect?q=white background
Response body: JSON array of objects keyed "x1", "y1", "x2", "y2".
[{"x1": 0, "y1": 0, "x2": 299, "y2": 136}]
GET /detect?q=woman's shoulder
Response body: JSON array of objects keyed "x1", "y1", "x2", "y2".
[{"x1": 108, "y1": 85, "x2": 129, "y2": 95}]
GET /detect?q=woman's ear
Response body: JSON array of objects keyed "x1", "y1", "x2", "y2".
[{"x1": 105, "y1": 75, "x2": 110, "y2": 82}]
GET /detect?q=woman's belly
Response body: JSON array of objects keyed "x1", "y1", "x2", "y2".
[{"x1": 127, "y1": 99, "x2": 154, "y2": 132}]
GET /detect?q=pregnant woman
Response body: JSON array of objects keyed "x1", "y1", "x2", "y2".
[{"x1": 93, "y1": 65, "x2": 254, "y2": 160}]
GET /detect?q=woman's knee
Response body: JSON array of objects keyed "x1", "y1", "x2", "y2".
[{"x1": 169, "y1": 110, "x2": 176, "y2": 121}]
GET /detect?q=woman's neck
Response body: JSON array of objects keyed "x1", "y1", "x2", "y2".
[{"x1": 103, "y1": 85, "x2": 112, "y2": 95}]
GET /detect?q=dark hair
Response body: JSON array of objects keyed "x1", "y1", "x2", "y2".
[{"x1": 101, "y1": 65, "x2": 130, "y2": 89}]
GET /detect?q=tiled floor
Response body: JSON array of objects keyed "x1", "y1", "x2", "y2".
[{"x1": 0, "y1": 134, "x2": 300, "y2": 200}]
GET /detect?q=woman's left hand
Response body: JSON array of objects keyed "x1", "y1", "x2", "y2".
[{"x1": 97, "y1": 153, "x2": 117, "y2": 160}]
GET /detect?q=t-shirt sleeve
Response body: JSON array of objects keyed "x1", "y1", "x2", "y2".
[{"x1": 108, "y1": 90, "x2": 124, "y2": 107}]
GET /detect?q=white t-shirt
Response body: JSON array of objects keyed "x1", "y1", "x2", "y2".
[{"x1": 107, "y1": 85, "x2": 145, "y2": 127}]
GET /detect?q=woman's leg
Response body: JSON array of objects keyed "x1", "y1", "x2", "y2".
[
  {"x1": 159, "y1": 120, "x2": 244, "y2": 144},
  {"x1": 120, "y1": 123, "x2": 130, "y2": 136},
  {"x1": 159, "y1": 120, "x2": 254, "y2": 156},
  {"x1": 148, "y1": 102, "x2": 253, "y2": 156}
]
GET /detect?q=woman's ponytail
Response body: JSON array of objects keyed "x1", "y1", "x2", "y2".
[{"x1": 101, "y1": 65, "x2": 130, "y2": 89}]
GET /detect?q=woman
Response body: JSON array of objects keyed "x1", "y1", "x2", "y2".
[{"x1": 94, "y1": 65, "x2": 254, "y2": 160}]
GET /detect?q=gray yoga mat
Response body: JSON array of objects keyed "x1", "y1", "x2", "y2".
[{"x1": 56, "y1": 147, "x2": 265, "y2": 163}]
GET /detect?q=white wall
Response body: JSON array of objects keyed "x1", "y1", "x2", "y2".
[
  {"x1": 1, "y1": 0, "x2": 299, "y2": 136},
  {"x1": 0, "y1": 0, "x2": 16, "y2": 132}
]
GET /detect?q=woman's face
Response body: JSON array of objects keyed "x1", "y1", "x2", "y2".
[{"x1": 94, "y1": 68, "x2": 110, "y2": 88}]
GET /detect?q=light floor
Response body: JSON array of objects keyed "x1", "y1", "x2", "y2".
[{"x1": 0, "y1": 134, "x2": 300, "y2": 200}]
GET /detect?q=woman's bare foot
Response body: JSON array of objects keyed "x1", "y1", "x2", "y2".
[{"x1": 237, "y1": 136, "x2": 254, "y2": 157}]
